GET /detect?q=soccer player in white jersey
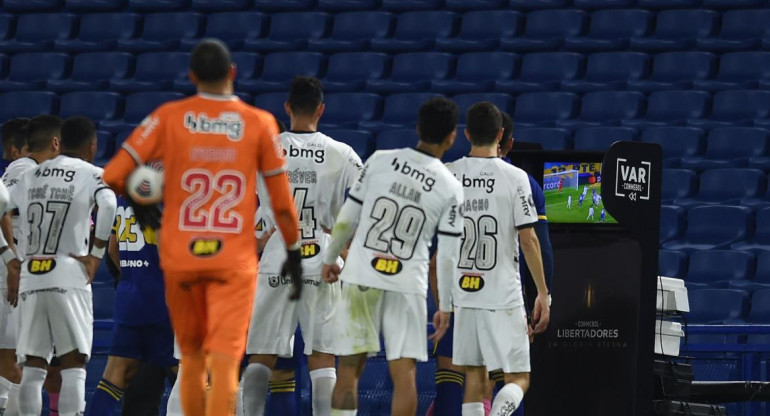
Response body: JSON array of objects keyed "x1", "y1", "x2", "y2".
[
  {"x1": 444, "y1": 103, "x2": 550, "y2": 416},
  {"x1": 321, "y1": 97, "x2": 464, "y2": 416},
  {"x1": 6, "y1": 116, "x2": 117, "y2": 416},
  {"x1": 587, "y1": 206, "x2": 596, "y2": 221},
  {"x1": 242, "y1": 76, "x2": 362, "y2": 416},
  {"x1": 567, "y1": 194, "x2": 572, "y2": 210}
]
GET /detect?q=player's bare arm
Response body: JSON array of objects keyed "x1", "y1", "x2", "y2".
[{"x1": 519, "y1": 227, "x2": 550, "y2": 334}]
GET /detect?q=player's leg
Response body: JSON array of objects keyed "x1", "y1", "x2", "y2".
[
  {"x1": 480, "y1": 308, "x2": 530, "y2": 416},
  {"x1": 266, "y1": 367, "x2": 296, "y2": 415},
  {"x1": 307, "y1": 352, "x2": 335, "y2": 416},
  {"x1": 428, "y1": 312, "x2": 463, "y2": 416},
  {"x1": 331, "y1": 354, "x2": 366, "y2": 414},
  {"x1": 453, "y1": 308, "x2": 488, "y2": 416},
  {"x1": 388, "y1": 358, "x2": 417, "y2": 416},
  {"x1": 242, "y1": 354, "x2": 277, "y2": 416},
  {"x1": 490, "y1": 373, "x2": 529, "y2": 416},
  {"x1": 16, "y1": 291, "x2": 55, "y2": 416},
  {"x1": 462, "y1": 366, "x2": 488, "y2": 416},
  {"x1": 84, "y1": 355, "x2": 140, "y2": 416},
  {"x1": 43, "y1": 360, "x2": 61, "y2": 416},
  {"x1": 0, "y1": 289, "x2": 21, "y2": 415},
  {"x1": 305, "y1": 279, "x2": 340, "y2": 416},
  {"x1": 57, "y1": 351, "x2": 88, "y2": 416}
]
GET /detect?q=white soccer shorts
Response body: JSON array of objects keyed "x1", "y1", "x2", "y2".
[
  {"x1": 452, "y1": 306, "x2": 530, "y2": 374},
  {"x1": 16, "y1": 287, "x2": 93, "y2": 363},
  {"x1": 0, "y1": 288, "x2": 18, "y2": 349},
  {"x1": 246, "y1": 274, "x2": 340, "y2": 357},
  {"x1": 333, "y1": 283, "x2": 427, "y2": 362}
]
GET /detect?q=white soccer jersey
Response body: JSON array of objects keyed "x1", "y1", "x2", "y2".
[
  {"x1": 7, "y1": 155, "x2": 110, "y2": 292},
  {"x1": 258, "y1": 131, "x2": 362, "y2": 277},
  {"x1": 446, "y1": 157, "x2": 538, "y2": 310},
  {"x1": 340, "y1": 148, "x2": 464, "y2": 296},
  {"x1": 2, "y1": 157, "x2": 38, "y2": 263}
]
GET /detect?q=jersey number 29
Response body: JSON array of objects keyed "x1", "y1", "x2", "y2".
[{"x1": 364, "y1": 197, "x2": 426, "y2": 260}]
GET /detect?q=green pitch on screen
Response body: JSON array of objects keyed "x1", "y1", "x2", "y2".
[{"x1": 545, "y1": 185, "x2": 618, "y2": 224}]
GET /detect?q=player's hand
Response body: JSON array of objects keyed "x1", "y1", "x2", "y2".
[
  {"x1": 126, "y1": 196, "x2": 162, "y2": 230},
  {"x1": 71, "y1": 254, "x2": 101, "y2": 284},
  {"x1": 429, "y1": 311, "x2": 451, "y2": 343},
  {"x1": 5, "y1": 258, "x2": 20, "y2": 307},
  {"x1": 322, "y1": 263, "x2": 341, "y2": 283},
  {"x1": 257, "y1": 228, "x2": 275, "y2": 253},
  {"x1": 531, "y1": 293, "x2": 550, "y2": 334},
  {"x1": 282, "y1": 248, "x2": 303, "y2": 301}
]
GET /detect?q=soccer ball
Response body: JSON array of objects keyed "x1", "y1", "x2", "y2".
[{"x1": 126, "y1": 164, "x2": 164, "y2": 205}]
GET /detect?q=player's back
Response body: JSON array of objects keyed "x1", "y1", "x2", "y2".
[{"x1": 2, "y1": 156, "x2": 38, "y2": 258}]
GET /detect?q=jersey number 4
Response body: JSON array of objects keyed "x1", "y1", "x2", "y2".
[
  {"x1": 364, "y1": 197, "x2": 426, "y2": 260},
  {"x1": 180, "y1": 169, "x2": 245, "y2": 233},
  {"x1": 458, "y1": 216, "x2": 498, "y2": 270}
]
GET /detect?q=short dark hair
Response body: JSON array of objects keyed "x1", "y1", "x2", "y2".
[
  {"x1": 26, "y1": 115, "x2": 62, "y2": 153},
  {"x1": 500, "y1": 111, "x2": 514, "y2": 143},
  {"x1": 287, "y1": 76, "x2": 323, "y2": 116},
  {"x1": 190, "y1": 39, "x2": 232, "y2": 83},
  {"x1": 61, "y1": 116, "x2": 96, "y2": 152},
  {"x1": 417, "y1": 97, "x2": 458, "y2": 144},
  {"x1": 2, "y1": 118, "x2": 29, "y2": 151},
  {"x1": 466, "y1": 102, "x2": 502, "y2": 146}
]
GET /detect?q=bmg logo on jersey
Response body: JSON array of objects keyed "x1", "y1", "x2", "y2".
[
  {"x1": 189, "y1": 238, "x2": 222, "y2": 257},
  {"x1": 371, "y1": 257, "x2": 403, "y2": 276},
  {"x1": 34, "y1": 167, "x2": 75, "y2": 183},
  {"x1": 184, "y1": 112, "x2": 244, "y2": 142},
  {"x1": 459, "y1": 275, "x2": 485, "y2": 292},
  {"x1": 614, "y1": 158, "x2": 651, "y2": 201},
  {"x1": 391, "y1": 158, "x2": 435, "y2": 192},
  {"x1": 460, "y1": 174, "x2": 495, "y2": 194},
  {"x1": 284, "y1": 145, "x2": 325, "y2": 164},
  {"x1": 28, "y1": 259, "x2": 56, "y2": 274}
]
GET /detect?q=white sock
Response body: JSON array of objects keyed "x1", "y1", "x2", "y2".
[
  {"x1": 310, "y1": 367, "x2": 337, "y2": 416},
  {"x1": 6, "y1": 383, "x2": 19, "y2": 416},
  {"x1": 330, "y1": 410, "x2": 357, "y2": 416},
  {"x1": 462, "y1": 402, "x2": 485, "y2": 416},
  {"x1": 490, "y1": 383, "x2": 524, "y2": 416},
  {"x1": 59, "y1": 368, "x2": 85, "y2": 416},
  {"x1": 235, "y1": 380, "x2": 245, "y2": 416},
  {"x1": 241, "y1": 363, "x2": 271, "y2": 416},
  {"x1": 0, "y1": 375, "x2": 12, "y2": 410},
  {"x1": 18, "y1": 367, "x2": 45, "y2": 416},
  {"x1": 166, "y1": 365, "x2": 183, "y2": 416}
]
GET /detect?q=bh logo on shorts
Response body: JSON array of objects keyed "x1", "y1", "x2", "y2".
[
  {"x1": 301, "y1": 243, "x2": 320, "y2": 259},
  {"x1": 371, "y1": 257, "x2": 402, "y2": 276},
  {"x1": 189, "y1": 239, "x2": 222, "y2": 257},
  {"x1": 459, "y1": 275, "x2": 485, "y2": 292},
  {"x1": 28, "y1": 259, "x2": 56, "y2": 275}
]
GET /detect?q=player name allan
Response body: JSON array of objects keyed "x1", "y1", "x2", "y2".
[{"x1": 389, "y1": 182, "x2": 421, "y2": 203}]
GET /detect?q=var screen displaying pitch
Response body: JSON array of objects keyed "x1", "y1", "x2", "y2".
[{"x1": 543, "y1": 161, "x2": 618, "y2": 224}]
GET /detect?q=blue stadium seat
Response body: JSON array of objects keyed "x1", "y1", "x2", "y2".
[
  {"x1": 514, "y1": 128, "x2": 573, "y2": 150},
  {"x1": 508, "y1": 0, "x2": 570, "y2": 9},
  {"x1": 0, "y1": 13, "x2": 77, "y2": 53},
  {"x1": 318, "y1": 0, "x2": 380, "y2": 11},
  {"x1": 660, "y1": 205, "x2": 685, "y2": 243},
  {"x1": 573, "y1": 0, "x2": 636, "y2": 8},
  {"x1": 3, "y1": 0, "x2": 61, "y2": 12},
  {"x1": 66, "y1": 0, "x2": 125, "y2": 11},
  {"x1": 431, "y1": 52, "x2": 519, "y2": 94},
  {"x1": 118, "y1": 12, "x2": 203, "y2": 52},
  {"x1": 54, "y1": 13, "x2": 140, "y2": 52},
  {"x1": 0, "y1": 92, "x2": 58, "y2": 121},
  {"x1": 0, "y1": 56, "x2": 9, "y2": 80},
  {"x1": 564, "y1": 10, "x2": 653, "y2": 52},
  {"x1": 624, "y1": 90, "x2": 711, "y2": 129},
  {"x1": 659, "y1": 249, "x2": 688, "y2": 279},
  {"x1": 48, "y1": 52, "x2": 133, "y2": 93},
  {"x1": 254, "y1": 93, "x2": 290, "y2": 125},
  {"x1": 500, "y1": 9, "x2": 587, "y2": 52},
  {"x1": 747, "y1": 290, "x2": 770, "y2": 324},
  {"x1": 244, "y1": 12, "x2": 331, "y2": 53},
  {"x1": 92, "y1": 285, "x2": 115, "y2": 320},
  {"x1": 324, "y1": 129, "x2": 375, "y2": 160},
  {"x1": 454, "y1": 93, "x2": 514, "y2": 124},
  {"x1": 322, "y1": 53, "x2": 390, "y2": 93},
  {"x1": 320, "y1": 93, "x2": 382, "y2": 129},
  {"x1": 675, "y1": 168, "x2": 765, "y2": 207},
  {"x1": 445, "y1": 0, "x2": 507, "y2": 10},
  {"x1": 307, "y1": 11, "x2": 394, "y2": 53},
  {"x1": 495, "y1": 52, "x2": 584, "y2": 93},
  {"x1": 128, "y1": 0, "x2": 187, "y2": 11},
  {"x1": 113, "y1": 129, "x2": 133, "y2": 150},
  {"x1": 641, "y1": 126, "x2": 705, "y2": 168},
  {"x1": 514, "y1": 92, "x2": 579, "y2": 128},
  {"x1": 687, "y1": 289, "x2": 749, "y2": 323},
  {"x1": 637, "y1": 0, "x2": 701, "y2": 8},
  {"x1": 100, "y1": 92, "x2": 184, "y2": 132},
  {"x1": 181, "y1": 12, "x2": 266, "y2": 51},
  {"x1": 733, "y1": 208, "x2": 770, "y2": 252},
  {"x1": 682, "y1": 127, "x2": 770, "y2": 170},
  {"x1": 238, "y1": 52, "x2": 326, "y2": 93},
  {"x1": 627, "y1": 52, "x2": 716, "y2": 93},
  {"x1": 694, "y1": 52, "x2": 770, "y2": 92},
  {"x1": 630, "y1": 10, "x2": 718, "y2": 52},
  {"x1": 191, "y1": 0, "x2": 251, "y2": 11},
  {"x1": 59, "y1": 92, "x2": 123, "y2": 123},
  {"x1": 556, "y1": 91, "x2": 644, "y2": 130},
  {"x1": 734, "y1": 255, "x2": 770, "y2": 294},
  {"x1": 367, "y1": 53, "x2": 454, "y2": 93},
  {"x1": 697, "y1": 9, "x2": 770, "y2": 52},
  {"x1": 704, "y1": 0, "x2": 766, "y2": 7},
  {"x1": 573, "y1": 127, "x2": 637, "y2": 151},
  {"x1": 360, "y1": 93, "x2": 442, "y2": 132},
  {"x1": 662, "y1": 205, "x2": 753, "y2": 252},
  {"x1": 370, "y1": 11, "x2": 459, "y2": 53},
  {"x1": 376, "y1": 129, "x2": 419, "y2": 150},
  {"x1": 94, "y1": 130, "x2": 115, "y2": 165},
  {"x1": 435, "y1": 10, "x2": 522, "y2": 52},
  {"x1": 253, "y1": 0, "x2": 316, "y2": 11},
  {"x1": 661, "y1": 169, "x2": 697, "y2": 203},
  {"x1": 689, "y1": 91, "x2": 770, "y2": 130},
  {"x1": 686, "y1": 250, "x2": 754, "y2": 289},
  {"x1": 444, "y1": 127, "x2": 472, "y2": 162},
  {"x1": 0, "y1": 53, "x2": 71, "y2": 92},
  {"x1": 0, "y1": 15, "x2": 13, "y2": 42},
  {"x1": 381, "y1": 0, "x2": 442, "y2": 11},
  {"x1": 174, "y1": 52, "x2": 263, "y2": 93},
  {"x1": 561, "y1": 52, "x2": 650, "y2": 93},
  {"x1": 110, "y1": 52, "x2": 189, "y2": 93}
]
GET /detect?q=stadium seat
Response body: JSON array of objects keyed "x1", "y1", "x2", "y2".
[
  {"x1": 236, "y1": 52, "x2": 326, "y2": 94},
  {"x1": 500, "y1": 9, "x2": 587, "y2": 52},
  {"x1": 564, "y1": 10, "x2": 653, "y2": 52},
  {"x1": 661, "y1": 169, "x2": 697, "y2": 203},
  {"x1": 674, "y1": 168, "x2": 765, "y2": 207},
  {"x1": 307, "y1": 11, "x2": 394, "y2": 53},
  {"x1": 0, "y1": 53, "x2": 70, "y2": 92},
  {"x1": 100, "y1": 92, "x2": 185, "y2": 132},
  {"x1": 65, "y1": 0, "x2": 125, "y2": 11},
  {"x1": 381, "y1": 0, "x2": 442, "y2": 11},
  {"x1": 191, "y1": 0, "x2": 252, "y2": 11},
  {"x1": 681, "y1": 127, "x2": 770, "y2": 170},
  {"x1": 359, "y1": 93, "x2": 442, "y2": 132},
  {"x1": 696, "y1": 9, "x2": 770, "y2": 52},
  {"x1": 0, "y1": 13, "x2": 77, "y2": 53},
  {"x1": 0, "y1": 56, "x2": 9, "y2": 80},
  {"x1": 0, "y1": 15, "x2": 13, "y2": 42},
  {"x1": 688, "y1": 91, "x2": 770, "y2": 130},
  {"x1": 110, "y1": 52, "x2": 189, "y2": 93},
  {"x1": 0, "y1": 92, "x2": 58, "y2": 121},
  {"x1": 556, "y1": 91, "x2": 644, "y2": 130},
  {"x1": 687, "y1": 289, "x2": 749, "y2": 323},
  {"x1": 444, "y1": 127, "x2": 472, "y2": 162},
  {"x1": 445, "y1": 0, "x2": 507, "y2": 9},
  {"x1": 128, "y1": 0, "x2": 187, "y2": 11},
  {"x1": 454, "y1": 93, "x2": 514, "y2": 124},
  {"x1": 659, "y1": 205, "x2": 685, "y2": 243},
  {"x1": 318, "y1": 0, "x2": 380, "y2": 11},
  {"x1": 627, "y1": 52, "x2": 716, "y2": 93},
  {"x1": 659, "y1": 249, "x2": 688, "y2": 279},
  {"x1": 253, "y1": 0, "x2": 316, "y2": 11},
  {"x1": 3, "y1": 0, "x2": 61, "y2": 12},
  {"x1": 661, "y1": 205, "x2": 753, "y2": 252},
  {"x1": 735, "y1": 256, "x2": 770, "y2": 294},
  {"x1": 94, "y1": 130, "x2": 115, "y2": 165},
  {"x1": 624, "y1": 90, "x2": 711, "y2": 129},
  {"x1": 694, "y1": 52, "x2": 770, "y2": 92},
  {"x1": 514, "y1": 92, "x2": 579, "y2": 128},
  {"x1": 733, "y1": 208, "x2": 770, "y2": 252},
  {"x1": 514, "y1": 128, "x2": 573, "y2": 150},
  {"x1": 495, "y1": 52, "x2": 584, "y2": 94},
  {"x1": 173, "y1": 52, "x2": 263, "y2": 93},
  {"x1": 113, "y1": 129, "x2": 133, "y2": 150},
  {"x1": 366, "y1": 53, "x2": 455, "y2": 93},
  {"x1": 320, "y1": 93, "x2": 383, "y2": 129},
  {"x1": 321, "y1": 53, "x2": 390, "y2": 93},
  {"x1": 376, "y1": 129, "x2": 420, "y2": 150},
  {"x1": 573, "y1": 0, "x2": 636, "y2": 8},
  {"x1": 254, "y1": 93, "x2": 290, "y2": 125},
  {"x1": 573, "y1": 127, "x2": 637, "y2": 151},
  {"x1": 54, "y1": 13, "x2": 140, "y2": 52},
  {"x1": 509, "y1": 0, "x2": 570, "y2": 10},
  {"x1": 561, "y1": 52, "x2": 650, "y2": 93},
  {"x1": 431, "y1": 52, "x2": 519, "y2": 94},
  {"x1": 118, "y1": 12, "x2": 203, "y2": 52},
  {"x1": 638, "y1": 0, "x2": 701, "y2": 8},
  {"x1": 244, "y1": 12, "x2": 330, "y2": 53},
  {"x1": 180, "y1": 12, "x2": 266, "y2": 50},
  {"x1": 324, "y1": 129, "x2": 375, "y2": 160},
  {"x1": 434, "y1": 10, "x2": 522, "y2": 52},
  {"x1": 641, "y1": 127, "x2": 705, "y2": 168},
  {"x1": 59, "y1": 92, "x2": 123, "y2": 123},
  {"x1": 630, "y1": 10, "x2": 718, "y2": 52},
  {"x1": 747, "y1": 290, "x2": 770, "y2": 324},
  {"x1": 48, "y1": 52, "x2": 133, "y2": 93},
  {"x1": 92, "y1": 285, "x2": 115, "y2": 320},
  {"x1": 370, "y1": 11, "x2": 459, "y2": 53}
]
